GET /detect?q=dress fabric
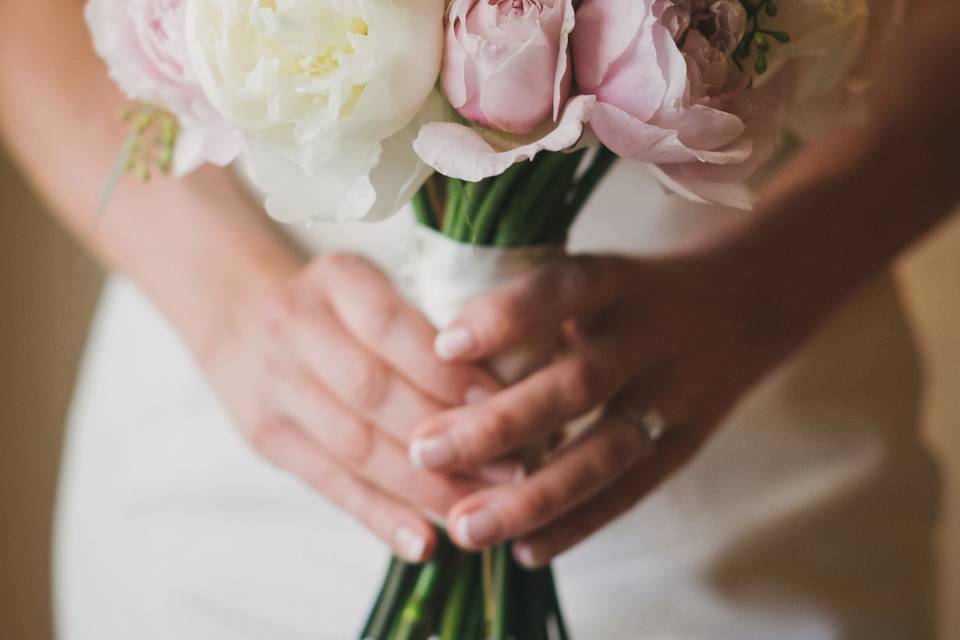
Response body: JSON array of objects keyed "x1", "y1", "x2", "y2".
[{"x1": 54, "y1": 161, "x2": 941, "y2": 639}]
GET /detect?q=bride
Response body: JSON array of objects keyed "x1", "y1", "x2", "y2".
[{"x1": 1, "y1": 0, "x2": 956, "y2": 638}]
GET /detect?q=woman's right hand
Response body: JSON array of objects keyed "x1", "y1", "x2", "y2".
[{"x1": 204, "y1": 252, "x2": 503, "y2": 562}]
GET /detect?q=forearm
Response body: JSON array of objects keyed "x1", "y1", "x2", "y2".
[
  {"x1": 0, "y1": 2, "x2": 300, "y2": 363},
  {"x1": 727, "y1": 1, "x2": 960, "y2": 325}
]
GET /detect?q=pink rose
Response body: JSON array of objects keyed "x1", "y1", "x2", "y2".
[
  {"x1": 85, "y1": 0, "x2": 243, "y2": 176},
  {"x1": 443, "y1": 0, "x2": 573, "y2": 135},
  {"x1": 573, "y1": 0, "x2": 785, "y2": 208},
  {"x1": 417, "y1": 0, "x2": 589, "y2": 182}
]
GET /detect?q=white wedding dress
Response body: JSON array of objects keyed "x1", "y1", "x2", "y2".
[{"x1": 54, "y1": 160, "x2": 941, "y2": 639}]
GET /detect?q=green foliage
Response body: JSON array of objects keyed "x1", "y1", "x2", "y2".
[{"x1": 735, "y1": 0, "x2": 792, "y2": 76}]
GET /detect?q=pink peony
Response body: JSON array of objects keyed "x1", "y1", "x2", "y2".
[
  {"x1": 85, "y1": 0, "x2": 244, "y2": 176},
  {"x1": 573, "y1": 0, "x2": 785, "y2": 208},
  {"x1": 416, "y1": 0, "x2": 589, "y2": 182},
  {"x1": 443, "y1": 0, "x2": 574, "y2": 135}
]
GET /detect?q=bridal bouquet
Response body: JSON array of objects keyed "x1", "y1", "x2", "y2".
[{"x1": 87, "y1": 0, "x2": 869, "y2": 637}]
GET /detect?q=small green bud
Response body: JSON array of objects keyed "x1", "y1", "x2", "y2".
[
  {"x1": 768, "y1": 30, "x2": 791, "y2": 44},
  {"x1": 754, "y1": 50, "x2": 768, "y2": 74},
  {"x1": 764, "y1": 1, "x2": 778, "y2": 17}
]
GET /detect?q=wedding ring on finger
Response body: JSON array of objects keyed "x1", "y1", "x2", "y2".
[{"x1": 609, "y1": 402, "x2": 669, "y2": 452}]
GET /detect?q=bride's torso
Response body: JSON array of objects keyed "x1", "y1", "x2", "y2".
[{"x1": 54, "y1": 161, "x2": 940, "y2": 640}]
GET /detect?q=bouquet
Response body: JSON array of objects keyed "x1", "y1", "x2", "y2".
[{"x1": 86, "y1": 0, "x2": 870, "y2": 637}]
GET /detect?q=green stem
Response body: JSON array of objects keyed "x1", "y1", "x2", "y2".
[
  {"x1": 452, "y1": 179, "x2": 489, "y2": 242},
  {"x1": 493, "y1": 152, "x2": 573, "y2": 247},
  {"x1": 520, "y1": 568, "x2": 550, "y2": 640},
  {"x1": 390, "y1": 539, "x2": 456, "y2": 640},
  {"x1": 545, "y1": 567, "x2": 571, "y2": 640},
  {"x1": 411, "y1": 185, "x2": 437, "y2": 230},
  {"x1": 469, "y1": 162, "x2": 531, "y2": 245},
  {"x1": 482, "y1": 549, "x2": 495, "y2": 633},
  {"x1": 361, "y1": 558, "x2": 420, "y2": 640},
  {"x1": 549, "y1": 147, "x2": 618, "y2": 243},
  {"x1": 525, "y1": 150, "x2": 585, "y2": 244},
  {"x1": 463, "y1": 585, "x2": 486, "y2": 640},
  {"x1": 390, "y1": 562, "x2": 440, "y2": 640},
  {"x1": 442, "y1": 179, "x2": 464, "y2": 236},
  {"x1": 439, "y1": 554, "x2": 480, "y2": 640},
  {"x1": 489, "y1": 544, "x2": 513, "y2": 640}
]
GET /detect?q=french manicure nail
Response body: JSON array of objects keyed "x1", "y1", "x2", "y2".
[
  {"x1": 435, "y1": 327, "x2": 475, "y2": 361},
  {"x1": 409, "y1": 436, "x2": 457, "y2": 469},
  {"x1": 395, "y1": 527, "x2": 427, "y2": 562},
  {"x1": 513, "y1": 543, "x2": 539, "y2": 568},
  {"x1": 475, "y1": 460, "x2": 526, "y2": 485},
  {"x1": 455, "y1": 510, "x2": 500, "y2": 547},
  {"x1": 465, "y1": 385, "x2": 493, "y2": 405}
]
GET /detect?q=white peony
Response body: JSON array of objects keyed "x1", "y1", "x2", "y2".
[{"x1": 185, "y1": 0, "x2": 445, "y2": 223}]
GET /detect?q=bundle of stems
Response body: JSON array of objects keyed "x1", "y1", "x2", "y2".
[
  {"x1": 360, "y1": 532, "x2": 568, "y2": 640},
  {"x1": 412, "y1": 147, "x2": 617, "y2": 246},
  {"x1": 360, "y1": 146, "x2": 617, "y2": 640}
]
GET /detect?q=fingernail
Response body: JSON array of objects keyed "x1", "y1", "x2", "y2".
[
  {"x1": 475, "y1": 460, "x2": 526, "y2": 485},
  {"x1": 409, "y1": 436, "x2": 457, "y2": 470},
  {"x1": 513, "y1": 543, "x2": 540, "y2": 568},
  {"x1": 395, "y1": 527, "x2": 427, "y2": 562},
  {"x1": 455, "y1": 510, "x2": 500, "y2": 547},
  {"x1": 465, "y1": 385, "x2": 493, "y2": 405},
  {"x1": 435, "y1": 327, "x2": 475, "y2": 361}
]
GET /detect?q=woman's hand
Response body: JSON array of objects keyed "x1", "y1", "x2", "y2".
[
  {"x1": 205, "y1": 252, "x2": 502, "y2": 563},
  {"x1": 409, "y1": 241, "x2": 828, "y2": 567}
]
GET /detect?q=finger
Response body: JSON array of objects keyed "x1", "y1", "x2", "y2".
[
  {"x1": 432, "y1": 256, "x2": 626, "y2": 362},
  {"x1": 250, "y1": 418, "x2": 436, "y2": 563},
  {"x1": 288, "y1": 299, "x2": 446, "y2": 443},
  {"x1": 274, "y1": 367, "x2": 479, "y2": 516},
  {"x1": 410, "y1": 312, "x2": 648, "y2": 470},
  {"x1": 317, "y1": 253, "x2": 501, "y2": 405},
  {"x1": 511, "y1": 422, "x2": 714, "y2": 568},
  {"x1": 444, "y1": 411, "x2": 652, "y2": 550}
]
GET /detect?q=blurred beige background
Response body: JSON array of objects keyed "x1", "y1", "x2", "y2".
[{"x1": 1, "y1": 147, "x2": 958, "y2": 639}]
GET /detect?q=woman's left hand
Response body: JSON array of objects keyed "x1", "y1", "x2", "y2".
[{"x1": 409, "y1": 242, "x2": 826, "y2": 567}]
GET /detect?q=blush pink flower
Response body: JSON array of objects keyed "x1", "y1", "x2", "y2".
[
  {"x1": 85, "y1": 0, "x2": 244, "y2": 176},
  {"x1": 416, "y1": 0, "x2": 590, "y2": 182},
  {"x1": 444, "y1": 0, "x2": 573, "y2": 135},
  {"x1": 573, "y1": 0, "x2": 785, "y2": 208}
]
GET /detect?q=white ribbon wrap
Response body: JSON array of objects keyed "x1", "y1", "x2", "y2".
[{"x1": 408, "y1": 225, "x2": 565, "y2": 384}]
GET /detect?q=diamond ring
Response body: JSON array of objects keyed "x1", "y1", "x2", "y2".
[{"x1": 609, "y1": 402, "x2": 669, "y2": 449}]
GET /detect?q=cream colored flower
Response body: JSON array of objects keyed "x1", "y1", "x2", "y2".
[{"x1": 185, "y1": 0, "x2": 445, "y2": 222}]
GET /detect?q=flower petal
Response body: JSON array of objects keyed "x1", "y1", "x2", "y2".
[
  {"x1": 414, "y1": 95, "x2": 596, "y2": 182},
  {"x1": 591, "y1": 102, "x2": 752, "y2": 165},
  {"x1": 572, "y1": 0, "x2": 653, "y2": 90}
]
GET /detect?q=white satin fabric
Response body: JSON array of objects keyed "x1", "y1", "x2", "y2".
[{"x1": 54, "y1": 161, "x2": 940, "y2": 639}]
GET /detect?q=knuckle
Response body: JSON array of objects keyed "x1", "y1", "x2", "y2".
[
  {"x1": 469, "y1": 408, "x2": 516, "y2": 457},
  {"x1": 359, "y1": 294, "x2": 403, "y2": 340},
  {"x1": 519, "y1": 485, "x2": 555, "y2": 524},
  {"x1": 346, "y1": 357, "x2": 391, "y2": 411},
  {"x1": 315, "y1": 251, "x2": 362, "y2": 275},
  {"x1": 339, "y1": 417, "x2": 377, "y2": 467},
  {"x1": 558, "y1": 359, "x2": 602, "y2": 411},
  {"x1": 468, "y1": 294, "x2": 524, "y2": 346},
  {"x1": 258, "y1": 291, "x2": 299, "y2": 336},
  {"x1": 304, "y1": 459, "x2": 346, "y2": 495},
  {"x1": 246, "y1": 418, "x2": 281, "y2": 455}
]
